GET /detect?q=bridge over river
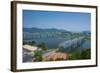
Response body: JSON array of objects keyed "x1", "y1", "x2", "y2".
[{"x1": 58, "y1": 37, "x2": 85, "y2": 52}]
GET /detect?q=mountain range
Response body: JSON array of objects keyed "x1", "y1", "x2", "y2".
[{"x1": 23, "y1": 27, "x2": 71, "y2": 33}]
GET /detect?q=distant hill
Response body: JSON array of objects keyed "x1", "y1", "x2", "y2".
[
  {"x1": 23, "y1": 27, "x2": 71, "y2": 33},
  {"x1": 23, "y1": 27, "x2": 90, "y2": 40},
  {"x1": 23, "y1": 27, "x2": 72, "y2": 40},
  {"x1": 81, "y1": 31, "x2": 91, "y2": 36}
]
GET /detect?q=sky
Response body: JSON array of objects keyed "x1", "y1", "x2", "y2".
[{"x1": 23, "y1": 10, "x2": 91, "y2": 32}]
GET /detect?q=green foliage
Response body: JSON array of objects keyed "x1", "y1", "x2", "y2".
[
  {"x1": 80, "y1": 49, "x2": 91, "y2": 59},
  {"x1": 69, "y1": 49, "x2": 91, "y2": 60},
  {"x1": 37, "y1": 42, "x2": 48, "y2": 51},
  {"x1": 69, "y1": 51, "x2": 81, "y2": 60},
  {"x1": 34, "y1": 50, "x2": 43, "y2": 61}
]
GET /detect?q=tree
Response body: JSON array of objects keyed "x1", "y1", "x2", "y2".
[
  {"x1": 34, "y1": 51, "x2": 43, "y2": 61},
  {"x1": 69, "y1": 51, "x2": 81, "y2": 60},
  {"x1": 37, "y1": 42, "x2": 48, "y2": 50},
  {"x1": 80, "y1": 49, "x2": 91, "y2": 59},
  {"x1": 29, "y1": 41, "x2": 36, "y2": 46},
  {"x1": 31, "y1": 41, "x2": 36, "y2": 45}
]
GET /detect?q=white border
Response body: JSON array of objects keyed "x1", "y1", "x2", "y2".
[{"x1": 17, "y1": 3, "x2": 96, "y2": 69}]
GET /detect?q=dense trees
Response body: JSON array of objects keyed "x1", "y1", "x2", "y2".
[
  {"x1": 69, "y1": 52, "x2": 81, "y2": 60},
  {"x1": 69, "y1": 49, "x2": 91, "y2": 60},
  {"x1": 80, "y1": 49, "x2": 91, "y2": 59},
  {"x1": 34, "y1": 50, "x2": 43, "y2": 61}
]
